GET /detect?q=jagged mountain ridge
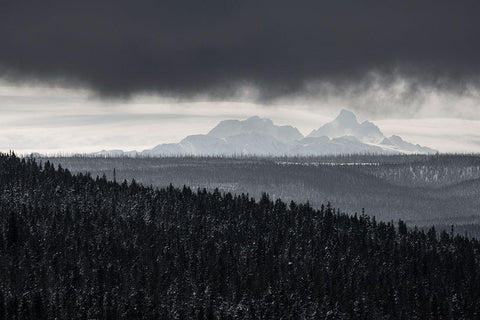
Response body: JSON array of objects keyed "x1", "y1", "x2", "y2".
[
  {"x1": 308, "y1": 109, "x2": 385, "y2": 143},
  {"x1": 94, "y1": 110, "x2": 437, "y2": 156},
  {"x1": 208, "y1": 116, "x2": 303, "y2": 142}
]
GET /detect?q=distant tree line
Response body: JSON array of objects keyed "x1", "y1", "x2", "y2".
[
  {"x1": 45, "y1": 155, "x2": 480, "y2": 226},
  {"x1": 1, "y1": 153, "x2": 480, "y2": 319}
]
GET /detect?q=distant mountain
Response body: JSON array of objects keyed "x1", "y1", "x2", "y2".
[
  {"x1": 208, "y1": 116, "x2": 303, "y2": 142},
  {"x1": 95, "y1": 110, "x2": 437, "y2": 156},
  {"x1": 288, "y1": 136, "x2": 386, "y2": 155},
  {"x1": 143, "y1": 133, "x2": 289, "y2": 156},
  {"x1": 380, "y1": 135, "x2": 437, "y2": 154},
  {"x1": 308, "y1": 109, "x2": 384, "y2": 143}
]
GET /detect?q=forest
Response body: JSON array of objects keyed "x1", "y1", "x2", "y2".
[
  {"x1": 1, "y1": 152, "x2": 480, "y2": 319},
  {"x1": 45, "y1": 154, "x2": 480, "y2": 234}
]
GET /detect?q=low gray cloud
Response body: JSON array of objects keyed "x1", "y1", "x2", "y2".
[{"x1": 1, "y1": 0, "x2": 480, "y2": 100}]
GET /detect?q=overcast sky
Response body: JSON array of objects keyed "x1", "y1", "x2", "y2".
[{"x1": 1, "y1": 1, "x2": 480, "y2": 154}]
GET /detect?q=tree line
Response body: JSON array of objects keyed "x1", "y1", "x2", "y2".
[{"x1": 1, "y1": 153, "x2": 480, "y2": 319}]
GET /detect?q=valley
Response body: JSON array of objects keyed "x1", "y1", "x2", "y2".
[{"x1": 45, "y1": 154, "x2": 480, "y2": 236}]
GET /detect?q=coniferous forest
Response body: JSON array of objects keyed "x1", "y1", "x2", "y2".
[
  {"x1": 44, "y1": 155, "x2": 480, "y2": 230},
  {"x1": 1, "y1": 153, "x2": 480, "y2": 319}
]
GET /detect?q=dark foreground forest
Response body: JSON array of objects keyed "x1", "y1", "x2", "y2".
[{"x1": 1, "y1": 153, "x2": 480, "y2": 319}]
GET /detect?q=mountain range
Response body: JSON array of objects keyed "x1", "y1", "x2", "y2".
[{"x1": 95, "y1": 109, "x2": 437, "y2": 156}]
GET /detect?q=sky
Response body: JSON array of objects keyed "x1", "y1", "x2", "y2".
[{"x1": 1, "y1": 1, "x2": 480, "y2": 154}]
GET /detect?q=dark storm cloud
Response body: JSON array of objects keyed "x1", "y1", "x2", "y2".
[{"x1": 1, "y1": 0, "x2": 479, "y2": 98}]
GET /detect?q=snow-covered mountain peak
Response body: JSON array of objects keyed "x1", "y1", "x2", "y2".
[
  {"x1": 389, "y1": 135, "x2": 404, "y2": 143},
  {"x1": 335, "y1": 109, "x2": 358, "y2": 125},
  {"x1": 94, "y1": 111, "x2": 437, "y2": 156},
  {"x1": 207, "y1": 116, "x2": 303, "y2": 142},
  {"x1": 308, "y1": 109, "x2": 384, "y2": 143},
  {"x1": 381, "y1": 135, "x2": 437, "y2": 154},
  {"x1": 245, "y1": 115, "x2": 270, "y2": 122},
  {"x1": 242, "y1": 116, "x2": 274, "y2": 126}
]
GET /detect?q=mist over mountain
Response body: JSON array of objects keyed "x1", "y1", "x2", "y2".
[
  {"x1": 208, "y1": 116, "x2": 303, "y2": 142},
  {"x1": 308, "y1": 109, "x2": 385, "y2": 143},
  {"x1": 94, "y1": 110, "x2": 436, "y2": 156}
]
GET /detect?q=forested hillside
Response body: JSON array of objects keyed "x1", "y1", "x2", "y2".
[
  {"x1": 1, "y1": 153, "x2": 480, "y2": 319},
  {"x1": 45, "y1": 155, "x2": 480, "y2": 228},
  {"x1": 359, "y1": 155, "x2": 480, "y2": 187}
]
